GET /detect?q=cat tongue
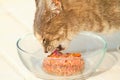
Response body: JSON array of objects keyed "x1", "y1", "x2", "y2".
[
  {"x1": 48, "y1": 45, "x2": 64, "y2": 57},
  {"x1": 52, "y1": 49, "x2": 62, "y2": 55},
  {"x1": 47, "y1": 49, "x2": 62, "y2": 57},
  {"x1": 53, "y1": 49, "x2": 59, "y2": 54}
]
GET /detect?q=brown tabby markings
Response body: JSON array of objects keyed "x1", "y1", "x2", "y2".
[{"x1": 34, "y1": 0, "x2": 120, "y2": 52}]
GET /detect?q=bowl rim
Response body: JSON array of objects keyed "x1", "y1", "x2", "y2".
[{"x1": 16, "y1": 32, "x2": 107, "y2": 58}]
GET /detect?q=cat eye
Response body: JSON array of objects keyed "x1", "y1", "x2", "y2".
[
  {"x1": 43, "y1": 39, "x2": 46, "y2": 44},
  {"x1": 43, "y1": 39, "x2": 50, "y2": 46}
]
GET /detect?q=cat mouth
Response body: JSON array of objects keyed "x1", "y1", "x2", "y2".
[{"x1": 44, "y1": 45, "x2": 64, "y2": 53}]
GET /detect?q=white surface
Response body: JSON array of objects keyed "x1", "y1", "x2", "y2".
[{"x1": 0, "y1": 0, "x2": 120, "y2": 80}]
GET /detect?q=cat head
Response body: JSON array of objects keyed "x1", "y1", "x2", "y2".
[{"x1": 35, "y1": 31, "x2": 70, "y2": 53}]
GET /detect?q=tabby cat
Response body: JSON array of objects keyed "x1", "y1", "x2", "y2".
[{"x1": 34, "y1": 0, "x2": 120, "y2": 52}]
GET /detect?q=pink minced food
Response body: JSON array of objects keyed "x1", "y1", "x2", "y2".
[{"x1": 42, "y1": 51, "x2": 84, "y2": 76}]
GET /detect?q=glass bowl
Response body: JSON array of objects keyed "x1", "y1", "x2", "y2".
[{"x1": 16, "y1": 32, "x2": 107, "y2": 80}]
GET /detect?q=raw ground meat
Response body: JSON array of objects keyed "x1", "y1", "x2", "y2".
[{"x1": 42, "y1": 51, "x2": 84, "y2": 76}]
